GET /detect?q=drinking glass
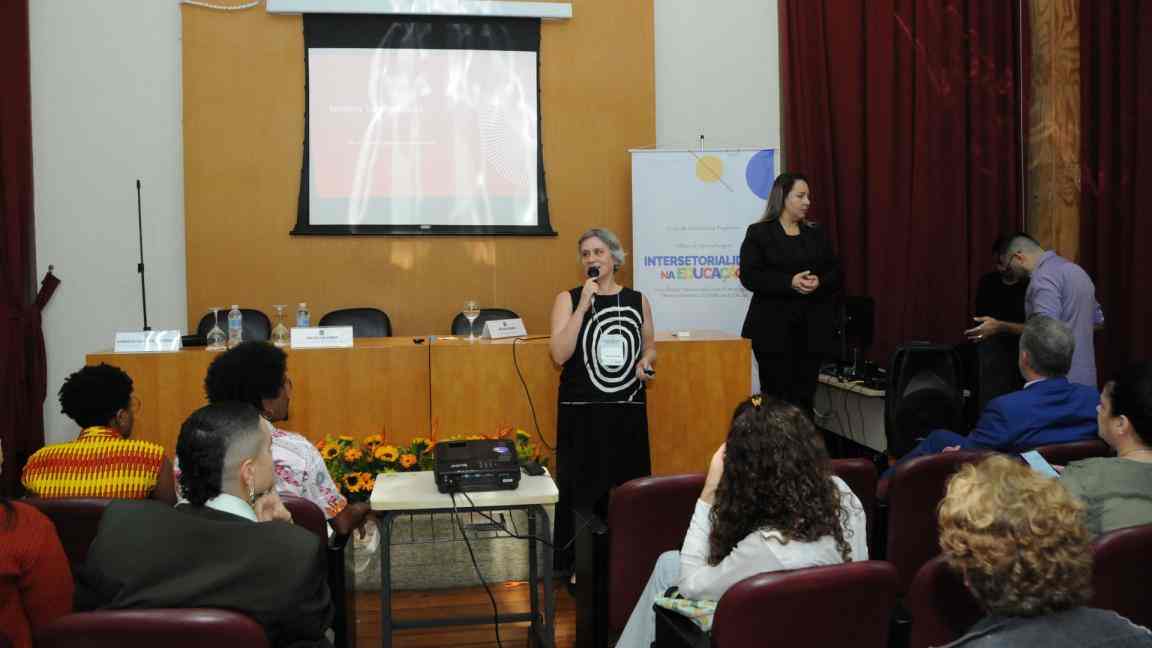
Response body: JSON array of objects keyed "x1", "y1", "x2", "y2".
[
  {"x1": 463, "y1": 300, "x2": 481, "y2": 341},
  {"x1": 206, "y1": 307, "x2": 227, "y2": 351},
  {"x1": 271, "y1": 304, "x2": 290, "y2": 347}
]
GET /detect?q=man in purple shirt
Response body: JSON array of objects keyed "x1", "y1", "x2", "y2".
[{"x1": 966, "y1": 233, "x2": 1103, "y2": 386}]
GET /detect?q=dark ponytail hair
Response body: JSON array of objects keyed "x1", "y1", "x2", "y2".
[
  {"x1": 760, "y1": 172, "x2": 810, "y2": 222},
  {"x1": 1110, "y1": 361, "x2": 1152, "y2": 446},
  {"x1": 176, "y1": 402, "x2": 263, "y2": 506}
]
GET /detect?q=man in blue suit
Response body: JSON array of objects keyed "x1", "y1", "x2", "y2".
[{"x1": 894, "y1": 315, "x2": 1099, "y2": 465}]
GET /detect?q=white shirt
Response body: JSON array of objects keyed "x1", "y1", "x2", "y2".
[
  {"x1": 677, "y1": 476, "x2": 868, "y2": 601},
  {"x1": 204, "y1": 492, "x2": 258, "y2": 522}
]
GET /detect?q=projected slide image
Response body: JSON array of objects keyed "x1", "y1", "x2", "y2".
[{"x1": 307, "y1": 48, "x2": 539, "y2": 227}]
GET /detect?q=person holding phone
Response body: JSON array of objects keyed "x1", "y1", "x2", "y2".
[
  {"x1": 550, "y1": 228, "x2": 656, "y2": 577},
  {"x1": 739, "y1": 173, "x2": 841, "y2": 417}
]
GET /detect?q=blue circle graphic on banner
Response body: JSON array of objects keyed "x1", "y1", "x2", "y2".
[{"x1": 745, "y1": 150, "x2": 776, "y2": 199}]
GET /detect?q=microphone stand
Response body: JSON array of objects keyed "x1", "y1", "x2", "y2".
[{"x1": 136, "y1": 179, "x2": 150, "y2": 331}]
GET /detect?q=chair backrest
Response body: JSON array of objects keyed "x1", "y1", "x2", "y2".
[
  {"x1": 883, "y1": 449, "x2": 988, "y2": 591},
  {"x1": 36, "y1": 609, "x2": 270, "y2": 648},
  {"x1": 280, "y1": 494, "x2": 327, "y2": 541},
  {"x1": 831, "y1": 457, "x2": 877, "y2": 543},
  {"x1": 319, "y1": 307, "x2": 392, "y2": 338},
  {"x1": 195, "y1": 309, "x2": 271, "y2": 342},
  {"x1": 1032, "y1": 439, "x2": 1113, "y2": 465},
  {"x1": 711, "y1": 561, "x2": 900, "y2": 648},
  {"x1": 907, "y1": 555, "x2": 984, "y2": 648},
  {"x1": 22, "y1": 498, "x2": 111, "y2": 570},
  {"x1": 279, "y1": 494, "x2": 357, "y2": 648},
  {"x1": 450, "y1": 308, "x2": 520, "y2": 336},
  {"x1": 1091, "y1": 523, "x2": 1152, "y2": 629},
  {"x1": 607, "y1": 473, "x2": 705, "y2": 633}
]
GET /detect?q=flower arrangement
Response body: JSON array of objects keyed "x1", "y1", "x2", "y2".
[{"x1": 316, "y1": 426, "x2": 548, "y2": 502}]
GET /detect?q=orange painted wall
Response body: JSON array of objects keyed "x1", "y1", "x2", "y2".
[{"x1": 181, "y1": 3, "x2": 655, "y2": 335}]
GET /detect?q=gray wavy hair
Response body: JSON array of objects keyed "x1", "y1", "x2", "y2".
[
  {"x1": 577, "y1": 228, "x2": 627, "y2": 271},
  {"x1": 1020, "y1": 315, "x2": 1075, "y2": 378}
]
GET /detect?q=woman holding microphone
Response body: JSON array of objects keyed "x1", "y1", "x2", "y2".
[
  {"x1": 550, "y1": 227, "x2": 656, "y2": 576},
  {"x1": 739, "y1": 173, "x2": 841, "y2": 417}
]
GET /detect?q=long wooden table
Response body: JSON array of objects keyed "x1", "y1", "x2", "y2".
[{"x1": 87, "y1": 332, "x2": 750, "y2": 476}]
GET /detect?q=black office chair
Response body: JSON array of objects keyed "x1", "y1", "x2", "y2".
[
  {"x1": 318, "y1": 308, "x2": 392, "y2": 338},
  {"x1": 195, "y1": 309, "x2": 271, "y2": 343},
  {"x1": 450, "y1": 308, "x2": 520, "y2": 336}
]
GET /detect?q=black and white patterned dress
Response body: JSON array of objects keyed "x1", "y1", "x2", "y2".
[{"x1": 555, "y1": 286, "x2": 652, "y2": 570}]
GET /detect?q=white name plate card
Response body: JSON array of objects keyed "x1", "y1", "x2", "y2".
[
  {"x1": 290, "y1": 326, "x2": 354, "y2": 349},
  {"x1": 113, "y1": 330, "x2": 183, "y2": 353},
  {"x1": 481, "y1": 318, "x2": 528, "y2": 339}
]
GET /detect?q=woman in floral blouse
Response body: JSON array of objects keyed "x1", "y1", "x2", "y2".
[{"x1": 197, "y1": 341, "x2": 370, "y2": 535}]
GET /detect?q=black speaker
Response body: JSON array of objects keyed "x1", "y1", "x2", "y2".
[{"x1": 885, "y1": 343, "x2": 964, "y2": 457}]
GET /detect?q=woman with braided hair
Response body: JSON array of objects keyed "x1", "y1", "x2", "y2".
[{"x1": 615, "y1": 395, "x2": 867, "y2": 647}]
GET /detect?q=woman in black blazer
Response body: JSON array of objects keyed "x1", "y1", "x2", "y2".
[{"x1": 739, "y1": 173, "x2": 841, "y2": 415}]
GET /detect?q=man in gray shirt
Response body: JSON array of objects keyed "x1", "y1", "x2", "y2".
[{"x1": 967, "y1": 233, "x2": 1103, "y2": 387}]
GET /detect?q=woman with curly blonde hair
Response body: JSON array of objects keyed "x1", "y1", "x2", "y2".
[
  {"x1": 937, "y1": 455, "x2": 1152, "y2": 646},
  {"x1": 615, "y1": 395, "x2": 867, "y2": 647}
]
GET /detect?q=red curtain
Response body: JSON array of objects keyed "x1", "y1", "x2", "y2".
[
  {"x1": 1079, "y1": 1, "x2": 1152, "y2": 380},
  {"x1": 780, "y1": 0, "x2": 1028, "y2": 362},
  {"x1": 0, "y1": 0, "x2": 48, "y2": 496}
]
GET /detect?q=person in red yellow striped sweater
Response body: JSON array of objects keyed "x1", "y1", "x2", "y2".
[{"x1": 21, "y1": 363, "x2": 176, "y2": 504}]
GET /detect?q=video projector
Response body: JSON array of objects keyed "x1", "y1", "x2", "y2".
[{"x1": 434, "y1": 438, "x2": 521, "y2": 493}]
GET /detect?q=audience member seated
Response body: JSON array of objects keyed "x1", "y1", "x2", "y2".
[
  {"x1": 1064, "y1": 361, "x2": 1152, "y2": 535},
  {"x1": 22, "y1": 364, "x2": 176, "y2": 503},
  {"x1": 0, "y1": 438, "x2": 74, "y2": 648},
  {"x1": 893, "y1": 316, "x2": 1098, "y2": 467},
  {"x1": 615, "y1": 395, "x2": 868, "y2": 648},
  {"x1": 77, "y1": 402, "x2": 332, "y2": 648},
  {"x1": 938, "y1": 455, "x2": 1152, "y2": 646},
  {"x1": 193, "y1": 342, "x2": 370, "y2": 536}
]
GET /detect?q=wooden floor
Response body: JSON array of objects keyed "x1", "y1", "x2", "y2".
[{"x1": 355, "y1": 580, "x2": 578, "y2": 647}]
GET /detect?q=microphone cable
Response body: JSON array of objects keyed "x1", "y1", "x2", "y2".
[
  {"x1": 512, "y1": 336, "x2": 554, "y2": 452},
  {"x1": 449, "y1": 490, "x2": 504, "y2": 648}
]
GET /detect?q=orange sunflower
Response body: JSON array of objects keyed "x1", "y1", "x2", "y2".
[
  {"x1": 399, "y1": 453, "x2": 418, "y2": 469},
  {"x1": 360, "y1": 472, "x2": 375, "y2": 493},
  {"x1": 363, "y1": 434, "x2": 383, "y2": 449},
  {"x1": 374, "y1": 445, "x2": 399, "y2": 462},
  {"x1": 343, "y1": 447, "x2": 363, "y2": 462}
]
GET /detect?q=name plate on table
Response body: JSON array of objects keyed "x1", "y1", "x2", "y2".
[
  {"x1": 290, "y1": 326, "x2": 354, "y2": 349},
  {"x1": 481, "y1": 318, "x2": 527, "y2": 339},
  {"x1": 113, "y1": 330, "x2": 183, "y2": 353}
]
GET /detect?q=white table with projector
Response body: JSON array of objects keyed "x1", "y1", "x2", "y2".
[{"x1": 370, "y1": 469, "x2": 560, "y2": 648}]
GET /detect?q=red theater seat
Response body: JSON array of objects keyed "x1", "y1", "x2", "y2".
[
  {"x1": 906, "y1": 555, "x2": 983, "y2": 648},
  {"x1": 1091, "y1": 523, "x2": 1152, "y2": 630},
  {"x1": 36, "y1": 609, "x2": 270, "y2": 648}
]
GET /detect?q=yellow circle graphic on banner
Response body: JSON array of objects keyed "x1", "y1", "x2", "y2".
[{"x1": 695, "y1": 155, "x2": 723, "y2": 182}]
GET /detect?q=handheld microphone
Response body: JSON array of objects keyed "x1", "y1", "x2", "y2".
[{"x1": 587, "y1": 266, "x2": 600, "y2": 279}]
